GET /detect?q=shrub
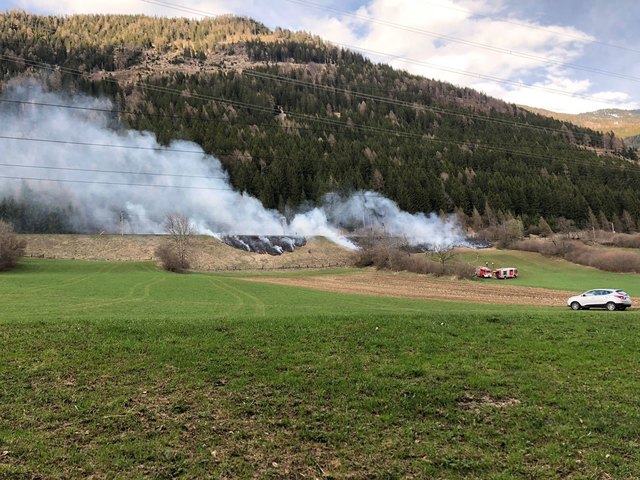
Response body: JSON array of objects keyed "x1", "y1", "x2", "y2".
[
  {"x1": 564, "y1": 243, "x2": 640, "y2": 273},
  {"x1": 477, "y1": 218, "x2": 524, "y2": 247},
  {"x1": 607, "y1": 233, "x2": 640, "y2": 249},
  {"x1": 448, "y1": 261, "x2": 477, "y2": 279},
  {"x1": 354, "y1": 244, "x2": 475, "y2": 279},
  {"x1": 0, "y1": 220, "x2": 27, "y2": 271},
  {"x1": 511, "y1": 237, "x2": 576, "y2": 256},
  {"x1": 155, "y1": 242, "x2": 190, "y2": 273}
]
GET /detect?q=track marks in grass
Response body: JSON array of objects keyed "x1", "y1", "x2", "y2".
[
  {"x1": 206, "y1": 277, "x2": 266, "y2": 317},
  {"x1": 68, "y1": 275, "x2": 167, "y2": 311},
  {"x1": 2, "y1": 261, "x2": 120, "y2": 299},
  {"x1": 16, "y1": 275, "x2": 169, "y2": 317}
]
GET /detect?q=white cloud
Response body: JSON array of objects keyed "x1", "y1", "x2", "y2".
[{"x1": 479, "y1": 75, "x2": 638, "y2": 114}]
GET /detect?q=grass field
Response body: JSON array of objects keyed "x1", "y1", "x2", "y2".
[
  {"x1": 459, "y1": 249, "x2": 640, "y2": 293},
  {"x1": 2, "y1": 258, "x2": 640, "y2": 478}
]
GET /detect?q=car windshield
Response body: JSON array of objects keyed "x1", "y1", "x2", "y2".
[{"x1": 616, "y1": 290, "x2": 629, "y2": 296}]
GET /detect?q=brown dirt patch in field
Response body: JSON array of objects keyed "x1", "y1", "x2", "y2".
[
  {"x1": 457, "y1": 394, "x2": 521, "y2": 411},
  {"x1": 242, "y1": 270, "x2": 573, "y2": 306}
]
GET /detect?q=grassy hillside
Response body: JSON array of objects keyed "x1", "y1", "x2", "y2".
[
  {"x1": 2, "y1": 259, "x2": 640, "y2": 478},
  {"x1": 21, "y1": 234, "x2": 355, "y2": 271},
  {"x1": 459, "y1": 248, "x2": 640, "y2": 293}
]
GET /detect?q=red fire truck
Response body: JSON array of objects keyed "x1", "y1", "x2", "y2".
[
  {"x1": 494, "y1": 267, "x2": 518, "y2": 279},
  {"x1": 475, "y1": 266, "x2": 493, "y2": 278}
]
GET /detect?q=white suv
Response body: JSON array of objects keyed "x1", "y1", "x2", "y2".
[{"x1": 567, "y1": 289, "x2": 632, "y2": 311}]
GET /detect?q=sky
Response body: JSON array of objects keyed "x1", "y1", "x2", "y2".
[{"x1": 1, "y1": 0, "x2": 639, "y2": 114}]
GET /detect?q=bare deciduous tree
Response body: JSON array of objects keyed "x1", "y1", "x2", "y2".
[
  {"x1": 156, "y1": 213, "x2": 194, "y2": 272},
  {"x1": 0, "y1": 220, "x2": 27, "y2": 271},
  {"x1": 430, "y1": 243, "x2": 457, "y2": 274}
]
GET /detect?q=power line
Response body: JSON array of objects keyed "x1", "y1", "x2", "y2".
[
  {"x1": 2, "y1": 159, "x2": 638, "y2": 197},
  {"x1": 135, "y1": 0, "x2": 636, "y2": 106},
  {"x1": 0, "y1": 174, "x2": 234, "y2": 191},
  {"x1": 0, "y1": 134, "x2": 205, "y2": 154},
  {"x1": 241, "y1": 69, "x2": 606, "y2": 141},
  {"x1": 416, "y1": 0, "x2": 640, "y2": 56},
  {"x1": 0, "y1": 12, "x2": 636, "y2": 218},
  {"x1": 1, "y1": 56, "x2": 636, "y2": 178},
  {"x1": 0, "y1": 174, "x2": 395, "y2": 200},
  {"x1": 139, "y1": 0, "x2": 227, "y2": 18},
  {"x1": 2, "y1": 14, "x2": 632, "y2": 138},
  {"x1": 1, "y1": 101, "x2": 635, "y2": 180},
  {"x1": 1, "y1": 52, "x2": 621, "y2": 158},
  {"x1": 0, "y1": 129, "x2": 589, "y2": 171},
  {"x1": 2, "y1": 132, "x2": 638, "y2": 181},
  {"x1": 327, "y1": 40, "x2": 616, "y2": 106},
  {"x1": 0, "y1": 162, "x2": 228, "y2": 181},
  {"x1": 6, "y1": 10, "x2": 626, "y2": 108},
  {"x1": 0, "y1": 79, "x2": 609, "y2": 147},
  {"x1": 280, "y1": 0, "x2": 640, "y2": 84}
]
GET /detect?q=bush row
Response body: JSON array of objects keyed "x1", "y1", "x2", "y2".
[
  {"x1": 354, "y1": 245, "x2": 476, "y2": 279},
  {"x1": 512, "y1": 237, "x2": 640, "y2": 273}
]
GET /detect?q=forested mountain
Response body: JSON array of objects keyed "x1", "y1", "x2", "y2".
[{"x1": 2, "y1": 10, "x2": 640, "y2": 232}]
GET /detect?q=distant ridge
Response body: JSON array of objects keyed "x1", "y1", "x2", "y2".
[{"x1": 521, "y1": 106, "x2": 640, "y2": 140}]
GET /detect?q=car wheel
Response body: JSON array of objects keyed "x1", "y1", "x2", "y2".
[
  {"x1": 606, "y1": 302, "x2": 617, "y2": 311},
  {"x1": 570, "y1": 301, "x2": 581, "y2": 311}
]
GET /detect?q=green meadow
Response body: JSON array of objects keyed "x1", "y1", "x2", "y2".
[
  {"x1": 459, "y1": 248, "x2": 640, "y2": 292},
  {"x1": 2, "y1": 258, "x2": 640, "y2": 478}
]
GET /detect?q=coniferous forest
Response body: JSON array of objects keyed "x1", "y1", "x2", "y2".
[{"x1": 2, "y1": 10, "x2": 640, "y2": 232}]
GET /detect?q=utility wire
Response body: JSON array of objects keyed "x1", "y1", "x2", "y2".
[
  {"x1": 0, "y1": 174, "x2": 395, "y2": 200},
  {"x1": 140, "y1": 0, "x2": 226, "y2": 18},
  {"x1": 2, "y1": 133, "x2": 638, "y2": 180},
  {"x1": 0, "y1": 174, "x2": 233, "y2": 191},
  {"x1": 1, "y1": 53, "x2": 626, "y2": 164},
  {"x1": 241, "y1": 69, "x2": 606, "y2": 141},
  {"x1": 2, "y1": 159, "x2": 638, "y2": 196},
  {"x1": 327, "y1": 40, "x2": 615, "y2": 105},
  {"x1": 416, "y1": 0, "x2": 640, "y2": 57},
  {"x1": 134, "y1": 0, "x2": 635, "y2": 106},
  {"x1": 1, "y1": 104, "x2": 636, "y2": 181},
  {"x1": 7, "y1": 11, "x2": 625, "y2": 108},
  {"x1": 0, "y1": 134, "x2": 205, "y2": 154},
  {"x1": 2, "y1": 7, "x2": 638, "y2": 217},
  {"x1": 0, "y1": 162, "x2": 229, "y2": 181},
  {"x1": 1, "y1": 56, "x2": 637, "y2": 179},
  {"x1": 0, "y1": 128, "x2": 604, "y2": 171},
  {"x1": 0, "y1": 81, "x2": 609, "y2": 147},
  {"x1": 280, "y1": 0, "x2": 640, "y2": 84}
]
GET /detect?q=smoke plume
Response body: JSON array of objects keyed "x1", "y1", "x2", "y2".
[{"x1": 0, "y1": 81, "x2": 466, "y2": 249}]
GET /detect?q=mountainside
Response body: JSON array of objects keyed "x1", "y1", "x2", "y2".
[
  {"x1": 626, "y1": 134, "x2": 640, "y2": 149},
  {"x1": 523, "y1": 106, "x2": 640, "y2": 140},
  {"x1": 2, "y1": 10, "x2": 640, "y2": 233}
]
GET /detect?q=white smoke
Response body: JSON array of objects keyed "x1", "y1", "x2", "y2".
[
  {"x1": 0, "y1": 81, "x2": 466, "y2": 249},
  {"x1": 321, "y1": 191, "x2": 466, "y2": 247}
]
